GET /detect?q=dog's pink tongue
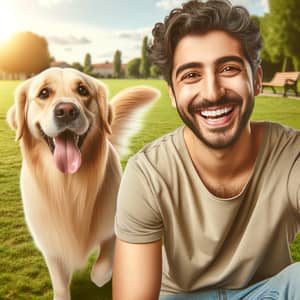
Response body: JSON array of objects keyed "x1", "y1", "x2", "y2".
[{"x1": 53, "y1": 134, "x2": 81, "y2": 174}]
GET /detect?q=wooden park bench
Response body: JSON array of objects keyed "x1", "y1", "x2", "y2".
[{"x1": 262, "y1": 71, "x2": 300, "y2": 97}]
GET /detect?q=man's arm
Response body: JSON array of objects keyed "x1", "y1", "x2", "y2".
[{"x1": 113, "y1": 238, "x2": 162, "y2": 300}]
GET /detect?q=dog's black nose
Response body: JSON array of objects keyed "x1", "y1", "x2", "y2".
[{"x1": 54, "y1": 102, "x2": 80, "y2": 123}]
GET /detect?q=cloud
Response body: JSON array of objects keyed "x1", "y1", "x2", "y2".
[
  {"x1": 253, "y1": 0, "x2": 269, "y2": 12},
  {"x1": 47, "y1": 35, "x2": 91, "y2": 45},
  {"x1": 156, "y1": 0, "x2": 185, "y2": 10},
  {"x1": 116, "y1": 27, "x2": 152, "y2": 41},
  {"x1": 156, "y1": 0, "x2": 268, "y2": 14},
  {"x1": 96, "y1": 49, "x2": 116, "y2": 59},
  {"x1": 231, "y1": 0, "x2": 269, "y2": 12},
  {"x1": 38, "y1": 0, "x2": 72, "y2": 7}
]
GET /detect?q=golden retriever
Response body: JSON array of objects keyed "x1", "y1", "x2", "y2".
[{"x1": 7, "y1": 67, "x2": 159, "y2": 300}]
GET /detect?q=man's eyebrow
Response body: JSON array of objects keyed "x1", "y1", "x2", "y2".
[
  {"x1": 174, "y1": 56, "x2": 245, "y2": 79},
  {"x1": 216, "y1": 55, "x2": 245, "y2": 66},
  {"x1": 175, "y1": 62, "x2": 203, "y2": 79}
]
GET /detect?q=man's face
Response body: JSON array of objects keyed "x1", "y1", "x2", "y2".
[{"x1": 169, "y1": 30, "x2": 262, "y2": 149}]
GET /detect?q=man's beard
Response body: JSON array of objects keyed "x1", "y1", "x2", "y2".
[{"x1": 175, "y1": 94, "x2": 254, "y2": 150}]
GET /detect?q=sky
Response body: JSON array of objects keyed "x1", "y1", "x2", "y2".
[{"x1": 0, "y1": 0, "x2": 269, "y2": 65}]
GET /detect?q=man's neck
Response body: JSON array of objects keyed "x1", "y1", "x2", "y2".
[{"x1": 183, "y1": 122, "x2": 264, "y2": 198}]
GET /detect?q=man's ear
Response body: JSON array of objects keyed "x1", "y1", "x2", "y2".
[
  {"x1": 6, "y1": 79, "x2": 32, "y2": 141},
  {"x1": 168, "y1": 85, "x2": 177, "y2": 108},
  {"x1": 254, "y1": 66, "x2": 263, "y2": 96},
  {"x1": 92, "y1": 78, "x2": 112, "y2": 134}
]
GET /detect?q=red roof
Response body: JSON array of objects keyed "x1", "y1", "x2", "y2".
[
  {"x1": 92, "y1": 63, "x2": 113, "y2": 69},
  {"x1": 50, "y1": 61, "x2": 70, "y2": 67}
]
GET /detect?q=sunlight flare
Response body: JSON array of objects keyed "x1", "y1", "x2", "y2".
[{"x1": 0, "y1": 4, "x2": 17, "y2": 44}]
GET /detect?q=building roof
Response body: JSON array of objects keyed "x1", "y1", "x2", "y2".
[
  {"x1": 50, "y1": 61, "x2": 70, "y2": 67},
  {"x1": 92, "y1": 62, "x2": 126, "y2": 69},
  {"x1": 92, "y1": 63, "x2": 113, "y2": 69}
]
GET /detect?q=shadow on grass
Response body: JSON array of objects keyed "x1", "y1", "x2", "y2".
[
  {"x1": 70, "y1": 255, "x2": 112, "y2": 300},
  {"x1": 71, "y1": 269, "x2": 112, "y2": 300}
]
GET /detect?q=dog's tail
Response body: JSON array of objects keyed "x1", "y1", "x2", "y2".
[{"x1": 108, "y1": 86, "x2": 160, "y2": 156}]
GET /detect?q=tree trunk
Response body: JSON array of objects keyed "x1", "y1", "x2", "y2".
[
  {"x1": 292, "y1": 56, "x2": 300, "y2": 71},
  {"x1": 281, "y1": 56, "x2": 288, "y2": 72}
]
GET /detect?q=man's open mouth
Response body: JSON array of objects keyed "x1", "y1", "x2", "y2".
[
  {"x1": 193, "y1": 104, "x2": 236, "y2": 128},
  {"x1": 38, "y1": 125, "x2": 90, "y2": 174},
  {"x1": 199, "y1": 106, "x2": 234, "y2": 119}
]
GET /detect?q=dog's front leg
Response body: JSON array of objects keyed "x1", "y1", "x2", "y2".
[
  {"x1": 91, "y1": 236, "x2": 115, "y2": 287},
  {"x1": 45, "y1": 255, "x2": 72, "y2": 300}
]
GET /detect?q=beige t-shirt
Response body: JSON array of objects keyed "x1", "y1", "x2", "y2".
[{"x1": 115, "y1": 122, "x2": 300, "y2": 294}]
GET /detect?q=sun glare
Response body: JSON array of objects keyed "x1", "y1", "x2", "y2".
[{"x1": 0, "y1": 5, "x2": 17, "y2": 44}]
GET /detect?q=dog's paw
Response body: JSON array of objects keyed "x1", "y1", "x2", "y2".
[{"x1": 91, "y1": 260, "x2": 112, "y2": 287}]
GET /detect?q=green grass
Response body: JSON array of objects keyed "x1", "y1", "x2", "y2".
[{"x1": 1, "y1": 79, "x2": 300, "y2": 299}]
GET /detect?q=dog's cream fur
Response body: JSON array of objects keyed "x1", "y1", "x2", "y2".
[{"x1": 7, "y1": 67, "x2": 159, "y2": 300}]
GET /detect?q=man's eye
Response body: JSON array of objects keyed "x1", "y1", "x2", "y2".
[
  {"x1": 38, "y1": 88, "x2": 51, "y2": 99},
  {"x1": 221, "y1": 65, "x2": 241, "y2": 75},
  {"x1": 182, "y1": 72, "x2": 201, "y2": 81},
  {"x1": 77, "y1": 85, "x2": 89, "y2": 96}
]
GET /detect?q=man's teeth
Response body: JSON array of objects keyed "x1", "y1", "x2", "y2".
[{"x1": 201, "y1": 107, "x2": 233, "y2": 118}]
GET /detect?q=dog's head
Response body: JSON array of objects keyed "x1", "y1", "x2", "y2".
[{"x1": 7, "y1": 67, "x2": 112, "y2": 174}]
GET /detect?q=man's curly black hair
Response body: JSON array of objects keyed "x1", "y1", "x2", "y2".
[{"x1": 148, "y1": 0, "x2": 262, "y2": 85}]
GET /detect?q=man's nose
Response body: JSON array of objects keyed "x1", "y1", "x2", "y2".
[{"x1": 201, "y1": 73, "x2": 225, "y2": 102}]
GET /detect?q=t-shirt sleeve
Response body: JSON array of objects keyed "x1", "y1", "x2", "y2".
[
  {"x1": 287, "y1": 155, "x2": 300, "y2": 214},
  {"x1": 114, "y1": 158, "x2": 163, "y2": 243}
]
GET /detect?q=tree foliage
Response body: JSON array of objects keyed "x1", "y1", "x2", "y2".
[
  {"x1": 150, "y1": 64, "x2": 161, "y2": 78},
  {"x1": 71, "y1": 62, "x2": 84, "y2": 72},
  {"x1": 0, "y1": 31, "x2": 51, "y2": 75},
  {"x1": 83, "y1": 53, "x2": 92, "y2": 74},
  {"x1": 113, "y1": 50, "x2": 122, "y2": 78},
  {"x1": 126, "y1": 58, "x2": 141, "y2": 78},
  {"x1": 139, "y1": 36, "x2": 150, "y2": 78},
  {"x1": 262, "y1": 0, "x2": 300, "y2": 70}
]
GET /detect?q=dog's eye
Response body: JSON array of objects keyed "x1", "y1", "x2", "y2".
[
  {"x1": 38, "y1": 88, "x2": 50, "y2": 100},
  {"x1": 77, "y1": 85, "x2": 89, "y2": 96}
]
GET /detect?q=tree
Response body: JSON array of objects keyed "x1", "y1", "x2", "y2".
[
  {"x1": 113, "y1": 50, "x2": 122, "y2": 78},
  {"x1": 126, "y1": 58, "x2": 141, "y2": 78},
  {"x1": 262, "y1": 0, "x2": 300, "y2": 71},
  {"x1": 0, "y1": 31, "x2": 51, "y2": 75},
  {"x1": 72, "y1": 62, "x2": 84, "y2": 72},
  {"x1": 150, "y1": 64, "x2": 161, "y2": 78},
  {"x1": 83, "y1": 53, "x2": 92, "y2": 74},
  {"x1": 139, "y1": 36, "x2": 151, "y2": 78}
]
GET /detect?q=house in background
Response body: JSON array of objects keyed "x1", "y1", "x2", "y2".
[
  {"x1": 92, "y1": 62, "x2": 126, "y2": 78},
  {"x1": 48, "y1": 61, "x2": 127, "y2": 78},
  {"x1": 50, "y1": 61, "x2": 71, "y2": 68}
]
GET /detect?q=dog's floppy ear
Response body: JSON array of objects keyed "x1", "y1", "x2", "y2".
[
  {"x1": 92, "y1": 78, "x2": 112, "y2": 134},
  {"x1": 7, "y1": 78, "x2": 32, "y2": 140}
]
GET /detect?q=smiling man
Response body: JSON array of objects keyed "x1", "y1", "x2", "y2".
[{"x1": 113, "y1": 1, "x2": 300, "y2": 299}]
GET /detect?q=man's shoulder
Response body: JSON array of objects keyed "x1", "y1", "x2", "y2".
[
  {"x1": 266, "y1": 121, "x2": 300, "y2": 141},
  {"x1": 260, "y1": 121, "x2": 300, "y2": 159}
]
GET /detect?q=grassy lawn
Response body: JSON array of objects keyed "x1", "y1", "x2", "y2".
[{"x1": 1, "y1": 78, "x2": 300, "y2": 299}]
